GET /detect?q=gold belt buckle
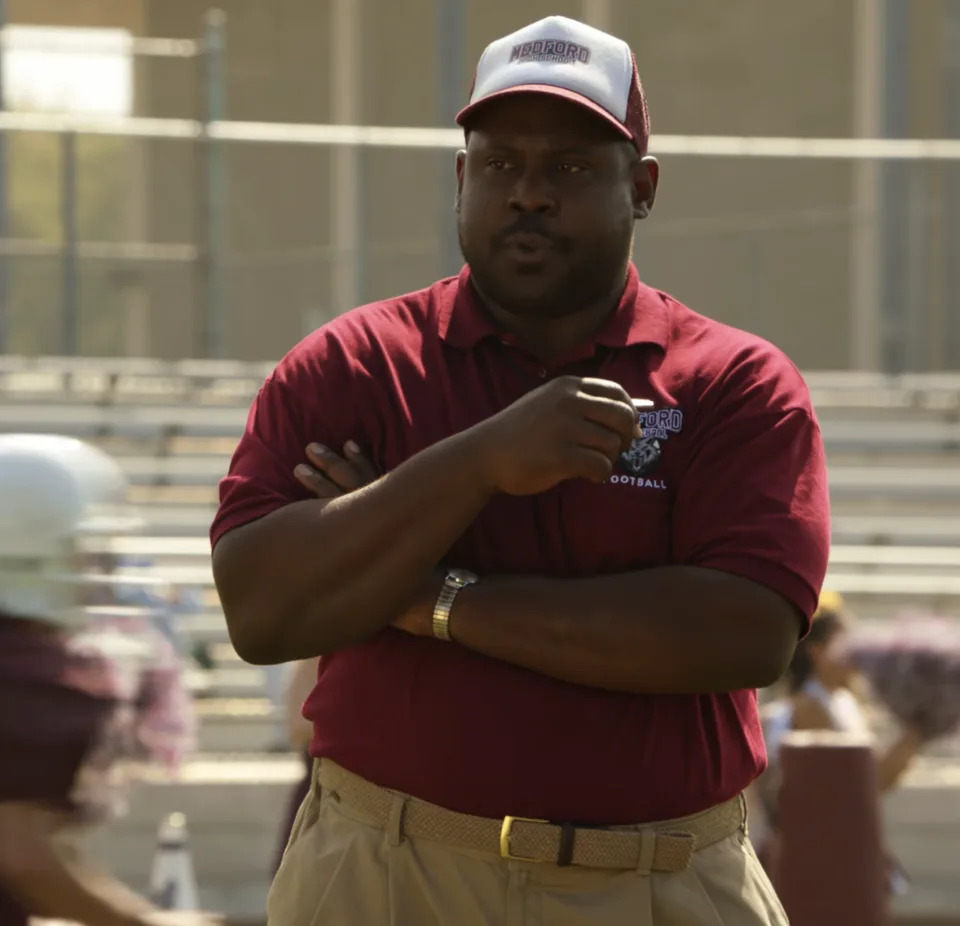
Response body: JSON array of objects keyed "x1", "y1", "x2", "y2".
[{"x1": 500, "y1": 815, "x2": 550, "y2": 862}]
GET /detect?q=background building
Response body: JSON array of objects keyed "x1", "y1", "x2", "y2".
[{"x1": 4, "y1": 0, "x2": 959, "y2": 369}]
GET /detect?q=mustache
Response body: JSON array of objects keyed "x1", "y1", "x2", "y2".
[{"x1": 492, "y1": 216, "x2": 565, "y2": 250}]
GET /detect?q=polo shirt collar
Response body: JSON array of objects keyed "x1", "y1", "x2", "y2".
[{"x1": 438, "y1": 263, "x2": 670, "y2": 352}]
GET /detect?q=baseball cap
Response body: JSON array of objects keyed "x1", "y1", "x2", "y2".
[{"x1": 457, "y1": 16, "x2": 651, "y2": 156}]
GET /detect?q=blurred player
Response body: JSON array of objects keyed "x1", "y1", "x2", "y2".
[
  {"x1": 270, "y1": 657, "x2": 318, "y2": 875},
  {"x1": 0, "y1": 433, "x2": 217, "y2": 926}
]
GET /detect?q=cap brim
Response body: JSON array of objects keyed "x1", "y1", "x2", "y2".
[{"x1": 456, "y1": 84, "x2": 634, "y2": 143}]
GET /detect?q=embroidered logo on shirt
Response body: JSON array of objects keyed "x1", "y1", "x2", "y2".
[{"x1": 612, "y1": 406, "x2": 684, "y2": 488}]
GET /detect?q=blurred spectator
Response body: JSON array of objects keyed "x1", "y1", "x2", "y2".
[
  {"x1": 79, "y1": 556, "x2": 198, "y2": 772},
  {"x1": 263, "y1": 662, "x2": 292, "y2": 752},
  {"x1": 752, "y1": 592, "x2": 922, "y2": 893},
  {"x1": 0, "y1": 433, "x2": 214, "y2": 926},
  {"x1": 111, "y1": 561, "x2": 193, "y2": 659},
  {"x1": 271, "y1": 657, "x2": 319, "y2": 874},
  {"x1": 836, "y1": 611, "x2": 960, "y2": 746}
]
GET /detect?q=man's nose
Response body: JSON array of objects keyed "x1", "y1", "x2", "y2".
[{"x1": 508, "y1": 169, "x2": 557, "y2": 214}]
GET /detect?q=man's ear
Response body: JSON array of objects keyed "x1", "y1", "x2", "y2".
[
  {"x1": 455, "y1": 149, "x2": 466, "y2": 212},
  {"x1": 633, "y1": 155, "x2": 659, "y2": 220}
]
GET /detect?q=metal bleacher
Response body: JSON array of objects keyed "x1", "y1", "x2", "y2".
[
  {"x1": 4, "y1": 357, "x2": 960, "y2": 680},
  {"x1": 3, "y1": 356, "x2": 960, "y2": 627},
  {"x1": 4, "y1": 356, "x2": 960, "y2": 921}
]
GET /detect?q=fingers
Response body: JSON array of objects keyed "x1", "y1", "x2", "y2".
[
  {"x1": 568, "y1": 419, "x2": 628, "y2": 462},
  {"x1": 304, "y1": 442, "x2": 375, "y2": 491},
  {"x1": 295, "y1": 441, "x2": 377, "y2": 498},
  {"x1": 342, "y1": 440, "x2": 379, "y2": 484},
  {"x1": 550, "y1": 377, "x2": 639, "y2": 450},
  {"x1": 574, "y1": 395, "x2": 638, "y2": 452},
  {"x1": 565, "y1": 446, "x2": 616, "y2": 485},
  {"x1": 576, "y1": 377, "x2": 633, "y2": 405},
  {"x1": 294, "y1": 462, "x2": 342, "y2": 498}
]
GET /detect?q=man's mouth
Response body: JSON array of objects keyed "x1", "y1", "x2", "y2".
[{"x1": 500, "y1": 232, "x2": 555, "y2": 255}]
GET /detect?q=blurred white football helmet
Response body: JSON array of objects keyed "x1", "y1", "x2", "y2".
[{"x1": 0, "y1": 433, "x2": 142, "y2": 625}]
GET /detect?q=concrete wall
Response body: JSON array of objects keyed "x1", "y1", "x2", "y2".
[
  {"x1": 11, "y1": 1, "x2": 955, "y2": 368},
  {"x1": 620, "y1": 0, "x2": 857, "y2": 368}
]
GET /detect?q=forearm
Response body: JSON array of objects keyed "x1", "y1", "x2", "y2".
[
  {"x1": 214, "y1": 431, "x2": 493, "y2": 662},
  {"x1": 0, "y1": 823, "x2": 152, "y2": 926},
  {"x1": 449, "y1": 566, "x2": 799, "y2": 694},
  {"x1": 877, "y1": 728, "x2": 923, "y2": 792}
]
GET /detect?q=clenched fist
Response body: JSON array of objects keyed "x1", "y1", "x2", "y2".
[{"x1": 471, "y1": 376, "x2": 644, "y2": 496}]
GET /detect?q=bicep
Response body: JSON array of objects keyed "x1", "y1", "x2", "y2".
[
  {"x1": 759, "y1": 590, "x2": 806, "y2": 654},
  {"x1": 212, "y1": 498, "x2": 338, "y2": 660},
  {"x1": 212, "y1": 504, "x2": 306, "y2": 610},
  {"x1": 688, "y1": 567, "x2": 804, "y2": 680},
  {"x1": 213, "y1": 497, "x2": 335, "y2": 587}
]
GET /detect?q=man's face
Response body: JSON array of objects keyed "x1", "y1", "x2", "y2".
[{"x1": 456, "y1": 94, "x2": 657, "y2": 320}]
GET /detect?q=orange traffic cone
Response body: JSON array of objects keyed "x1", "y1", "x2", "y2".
[{"x1": 148, "y1": 812, "x2": 200, "y2": 910}]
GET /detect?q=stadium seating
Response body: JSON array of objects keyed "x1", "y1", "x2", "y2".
[
  {"x1": 0, "y1": 356, "x2": 960, "y2": 626},
  {"x1": 4, "y1": 354, "x2": 960, "y2": 679},
  {"x1": 5, "y1": 355, "x2": 959, "y2": 922}
]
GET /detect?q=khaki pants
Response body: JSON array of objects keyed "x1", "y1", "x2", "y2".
[{"x1": 268, "y1": 763, "x2": 789, "y2": 926}]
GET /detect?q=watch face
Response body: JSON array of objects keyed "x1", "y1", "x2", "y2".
[{"x1": 448, "y1": 568, "x2": 478, "y2": 587}]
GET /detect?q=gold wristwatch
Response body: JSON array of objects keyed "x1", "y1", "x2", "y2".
[{"x1": 432, "y1": 568, "x2": 478, "y2": 641}]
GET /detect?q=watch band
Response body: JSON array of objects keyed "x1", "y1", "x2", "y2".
[{"x1": 432, "y1": 569, "x2": 478, "y2": 642}]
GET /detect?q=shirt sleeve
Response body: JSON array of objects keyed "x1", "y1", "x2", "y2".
[
  {"x1": 671, "y1": 346, "x2": 831, "y2": 627},
  {"x1": 210, "y1": 333, "x2": 355, "y2": 548}
]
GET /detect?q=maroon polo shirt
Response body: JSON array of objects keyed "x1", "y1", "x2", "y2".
[{"x1": 212, "y1": 264, "x2": 830, "y2": 825}]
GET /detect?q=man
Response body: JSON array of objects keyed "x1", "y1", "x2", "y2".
[
  {"x1": 213, "y1": 15, "x2": 829, "y2": 925},
  {"x1": 0, "y1": 433, "x2": 216, "y2": 926}
]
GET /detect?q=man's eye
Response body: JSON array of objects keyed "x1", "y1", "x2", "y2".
[
  {"x1": 487, "y1": 159, "x2": 510, "y2": 170},
  {"x1": 557, "y1": 162, "x2": 586, "y2": 174}
]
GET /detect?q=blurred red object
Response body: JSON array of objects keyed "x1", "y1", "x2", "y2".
[{"x1": 777, "y1": 730, "x2": 889, "y2": 926}]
